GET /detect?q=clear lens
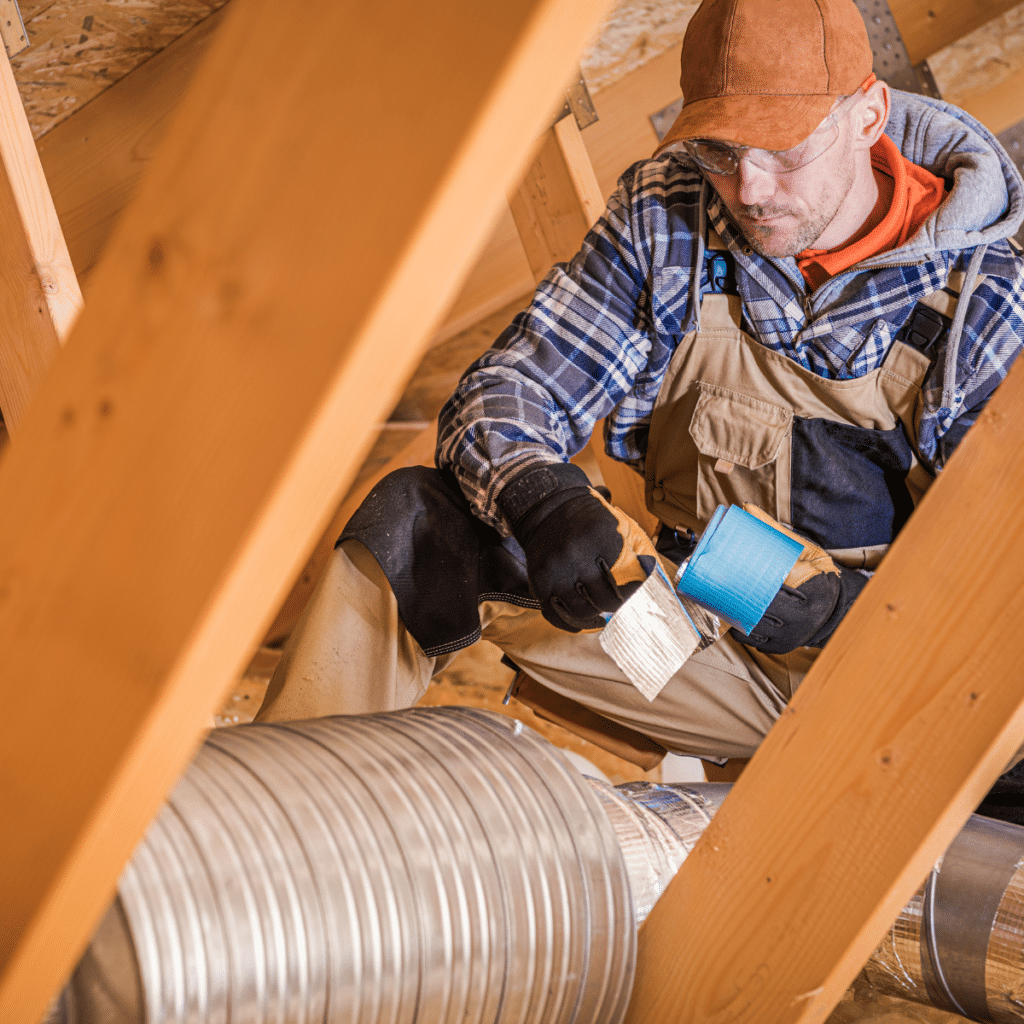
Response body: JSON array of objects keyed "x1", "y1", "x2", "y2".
[{"x1": 682, "y1": 92, "x2": 861, "y2": 176}]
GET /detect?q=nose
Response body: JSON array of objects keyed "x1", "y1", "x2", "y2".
[{"x1": 736, "y1": 154, "x2": 777, "y2": 206}]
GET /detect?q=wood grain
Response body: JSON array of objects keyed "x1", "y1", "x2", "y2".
[
  {"x1": 510, "y1": 115, "x2": 601, "y2": 284},
  {"x1": 585, "y1": 44, "x2": 680, "y2": 196},
  {"x1": 0, "y1": 0, "x2": 617, "y2": 1017},
  {"x1": 955, "y1": 65, "x2": 1024, "y2": 137},
  {"x1": 36, "y1": 7, "x2": 225, "y2": 278},
  {"x1": 261, "y1": 291, "x2": 531, "y2": 646},
  {"x1": 0, "y1": 39, "x2": 80, "y2": 430},
  {"x1": 889, "y1": 0, "x2": 1023, "y2": 65},
  {"x1": 625, "y1": 353, "x2": 1024, "y2": 1021},
  {"x1": 33, "y1": 17, "x2": 677, "y2": 343},
  {"x1": 554, "y1": 112, "x2": 606, "y2": 230}
]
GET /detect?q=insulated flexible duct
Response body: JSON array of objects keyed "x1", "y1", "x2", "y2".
[
  {"x1": 588, "y1": 780, "x2": 1024, "y2": 1024},
  {"x1": 50, "y1": 708, "x2": 1024, "y2": 1024}
]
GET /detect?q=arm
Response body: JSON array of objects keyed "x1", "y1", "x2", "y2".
[{"x1": 436, "y1": 163, "x2": 659, "y2": 535}]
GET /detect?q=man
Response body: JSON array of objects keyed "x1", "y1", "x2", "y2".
[{"x1": 256, "y1": 0, "x2": 1024, "y2": 762}]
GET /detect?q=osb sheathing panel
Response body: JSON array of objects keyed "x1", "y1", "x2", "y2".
[
  {"x1": 581, "y1": 0, "x2": 697, "y2": 93},
  {"x1": 9, "y1": 0, "x2": 685, "y2": 140},
  {"x1": 11, "y1": 0, "x2": 1024, "y2": 144},
  {"x1": 928, "y1": 3, "x2": 1024, "y2": 109},
  {"x1": 11, "y1": 0, "x2": 228, "y2": 138}
]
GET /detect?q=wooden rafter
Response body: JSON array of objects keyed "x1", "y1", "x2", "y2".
[
  {"x1": 957, "y1": 67, "x2": 1024, "y2": 138},
  {"x1": 32, "y1": 19, "x2": 681, "y2": 345},
  {"x1": 0, "y1": 41, "x2": 80, "y2": 430},
  {"x1": 0, "y1": 0, "x2": 616, "y2": 1018},
  {"x1": 36, "y1": 6, "x2": 227, "y2": 281},
  {"x1": 509, "y1": 111, "x2": 605, "y2": 282}
]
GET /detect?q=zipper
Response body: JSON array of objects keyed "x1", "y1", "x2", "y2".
[{"x1": 806, "y1": 258, "x2": 930, "y2": 315}]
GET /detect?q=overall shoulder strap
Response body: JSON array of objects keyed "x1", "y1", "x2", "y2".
[
  {"x1": 703, "y1": 227, "x2": 738, "y2": 296},
  {"x1": 900, "y1": 267, "x2": 989, "y2": 360}
]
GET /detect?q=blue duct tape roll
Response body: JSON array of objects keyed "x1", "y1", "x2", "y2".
[{"x1": 677, "y1": 505, "x2": 804, "y2": 635}]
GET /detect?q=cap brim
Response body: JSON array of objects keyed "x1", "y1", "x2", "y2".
[{"x1": 654, "y1": 93, "x2": 838, "y2": 157}]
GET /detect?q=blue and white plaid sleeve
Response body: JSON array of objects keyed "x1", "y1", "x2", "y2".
[
  {"x1": 436, "y1": 166, "x2": 659, "y2": 534},
  {"x1": 921, "y1": 245, "x2": 1024, "y2": 469}
]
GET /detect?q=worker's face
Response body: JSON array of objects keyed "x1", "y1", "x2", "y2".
[{"x1": 705, "y1": 122, "x2": 857, "y2": 258}]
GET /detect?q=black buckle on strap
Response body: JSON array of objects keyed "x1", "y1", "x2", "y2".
[{"x1": 904, "y1": 303, "x2": 950, "y2": 357}]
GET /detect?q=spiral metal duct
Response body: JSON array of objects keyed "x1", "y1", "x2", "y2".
[
  {"x1": 54, "y1": 707, "x2": 635, "y2": 1024},
  {"x1": 581, "y1": 777, "x2": 723, "y2": 924}
]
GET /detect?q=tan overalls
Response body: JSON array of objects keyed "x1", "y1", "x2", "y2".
[{"x1": 256, "y1": 263, "x2": 939, "y2": 761}]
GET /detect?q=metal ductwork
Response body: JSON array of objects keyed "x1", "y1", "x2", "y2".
[
  {"x1": 863, "y1": 813, "x2": 1024, "y2": 1022},
  {"x1": 47, "y1": 707, "x2": 1024, "y2": 1024},
  {"x1": 50, "y1": 707, "x2": 635, "y2": 1024}
]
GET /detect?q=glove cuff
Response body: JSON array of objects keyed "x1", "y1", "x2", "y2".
[
  {"x1": 806, "y1": 566, "x2": 869, "y2": 648},
  {"x1": 497, "y1": 462, "x2": 591, "y2": 532}
]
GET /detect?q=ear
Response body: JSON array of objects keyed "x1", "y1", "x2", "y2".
[{"x1": 853, "y1": 80, "x2": 890, "y2": 149}]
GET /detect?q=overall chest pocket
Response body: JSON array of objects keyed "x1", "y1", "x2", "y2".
[{"x1": 688, "y1": 384, "x2": 792, "y2": 524}]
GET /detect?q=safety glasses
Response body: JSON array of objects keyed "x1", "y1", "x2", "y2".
[{"x1": 681, "y1": 90, "x2": 867, "y2": 176}]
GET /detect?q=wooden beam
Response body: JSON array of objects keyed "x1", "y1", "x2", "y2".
[
  {"x1": 33, "y1": 16, "x2": 676, "y2": 342},
  {"x1": 32, "y1": 0, "x2": 539, "y2": 335},
  {"x1": 11, "y1": 0, "x2": 231, "y2": 140},
  {"x1": 509, "y1": 111, "x2": 604, "y2": 284},
  {"x1": 625, "y1": 355, "x2": 1024, "y2": 1021},
  {"x1": 262, "y1": 288, "x2": 532, "y2": 646},
  {"x1": 36, "y1": 7, "x2": 226, "y2": 281},
  {"x1": 585, "y1": 45, "x2": 679, "y2": 197},
  {"x1": 446, "y1": 45, "x2": 679, "y2": 337},
  {"x1": 0, "y1": 0, "x2": 615, "y2": 1018},
  {"x1": 0, "y1": 41, "x2": 81, "y2": 430},
  {"x1": 889, "y1": 0, "x2": 1022, "y2": 65},
  {"x1": 956, "y1": 67, "x2": 1024, "y2": 138}
]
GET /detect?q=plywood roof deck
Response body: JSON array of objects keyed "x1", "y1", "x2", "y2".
[{"x1": 12, "y1": 0, "x2": 228, "y2": 138}]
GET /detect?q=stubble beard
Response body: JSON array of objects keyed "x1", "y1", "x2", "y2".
[{"x1": 735, "y1": 162, "x2": 856, "y2": 259}]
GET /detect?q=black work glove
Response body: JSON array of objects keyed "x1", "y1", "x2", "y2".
[
  {"x1": 729, "y1": 504, "x2": 869, "y2": 654},
  {"x1": 498, "y1": 462, "x2": 658, "y2": 632}
]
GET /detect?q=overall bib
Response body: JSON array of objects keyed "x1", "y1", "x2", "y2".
[{"x1": 645, "y1": 288, "x2": 934, "y2": 570}]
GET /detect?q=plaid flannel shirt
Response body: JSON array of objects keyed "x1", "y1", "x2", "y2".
[{"x1": 438, "y1": 151, "x2": 1024, "y2": 535}]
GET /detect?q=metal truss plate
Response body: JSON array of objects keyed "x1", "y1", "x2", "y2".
[
  {"x1": 853, "y1": 0, "x2": 939, "y2": 97},
  {"x1": 650, "y1": 97, "x2": 682, "y2": 142},
  {"x1": 913, "y1": 59, "x2": 943, "y2": 100},
  {"x1": 554, "y1": 70, "x2": 598, "y2": 131},
  {"x1": 0, "y1": 0, "x2": 27, "y2": 58}
]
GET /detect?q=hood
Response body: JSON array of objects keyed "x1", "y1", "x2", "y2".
[{"x1": 885, "y1": 89, "x2": 1024, "y2": 255}]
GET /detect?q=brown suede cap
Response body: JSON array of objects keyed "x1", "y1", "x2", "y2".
[{"x1": 656, "y1": 0, "x2": 873, "y2": 155}]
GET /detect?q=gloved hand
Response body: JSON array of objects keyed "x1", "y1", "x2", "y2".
[
  {"x1": 730, "y1": 504, "x2": 869, "y2": 654},
  {"x1": 498, "y1": 462, "x2": 658, "y2": 632}
]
